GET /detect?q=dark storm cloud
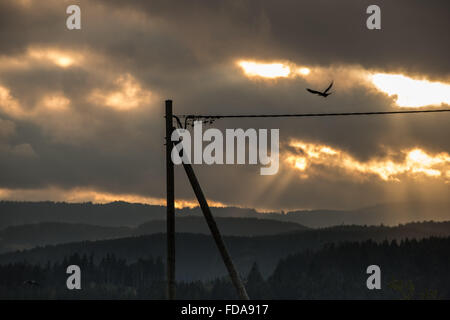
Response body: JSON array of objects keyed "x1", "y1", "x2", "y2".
[
  {"x1": 0, "y1": 1, "x2": 66, "y2": 54},
  {"x1": 4, "y1": 0, "x2": 449, "y2": 78},
  {"x1": 96, "y1": 0, "x2": 450, "y2": 79},
  {"x1": 0, "y1": 0, "x2": 448, "y2": 210}
]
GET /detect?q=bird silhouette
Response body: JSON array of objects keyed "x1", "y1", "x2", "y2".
[{"x1": 306, "y1": 81, "x2": 333, "y2": 97}]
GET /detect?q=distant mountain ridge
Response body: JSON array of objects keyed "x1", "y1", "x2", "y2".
[
  {"x1": 275, "y1": 202, "x2": 450, "y2": 228},
  {"x1": 0, "y1": 200, "x2": 449, "y2": 229},
  {"x1": 0, "y1": 217, "x2": 308, "y2": 253},
  {"x1": 135, "y1": 216, "x2": 308, "y2": 236},
  {"x1": 0, "y1": 201, "x2": 165, "y2": 228}
]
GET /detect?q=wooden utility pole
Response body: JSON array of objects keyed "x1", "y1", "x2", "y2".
[
  {"x1": 182, "y1": 162, "x2": 250, "y2": 300},
  {"x1": 165, "y1": 99, "x2": 249, "y2": 300},
  {"x1": 165, "y1": 100, "x2": 176, "y2": 299}
]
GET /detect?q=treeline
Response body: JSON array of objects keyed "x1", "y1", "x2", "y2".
[
  {"x1": 3, "y1": 221, "x2": 450, "y2": 282},
  {"x1": 1, "y1": 237, "x2": 449, "y2": 299},
  {"x1": 0, "y1": 254, "x2": 165, "y2": 299},
  {"x1": 267, "y1": 236, "x2": 450, "y2": 299}
]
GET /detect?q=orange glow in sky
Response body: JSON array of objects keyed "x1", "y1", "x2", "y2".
[
  {"x1": 28, "y1": 48, "x2": 77, "y2": 68},
  {"x1": 286, "y1": 141, "x2": 450, "y2": 182},
  {"x1": 89, "y1": 74, "x2": 152, "y2": 110},
  {"x1": 238, "y1": 61, "x2": 291, "y2": 78},
  {"x1": 370, "y1": 73, "x2": 450, "y2": 108},
  {"x1": 0, "y1": 187, "x2": 227, "y2": 209}
]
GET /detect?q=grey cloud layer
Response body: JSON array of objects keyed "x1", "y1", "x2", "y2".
[
  {"x1": 0, "y1": 0, "x2": 448, "y2": 210},
  {"x1": 97, "y1": 0, "x2": 450, "y2": 79}
]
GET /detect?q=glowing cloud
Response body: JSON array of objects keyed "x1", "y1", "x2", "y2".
[
  {"x1": 370, "y1": 73, "x2": 450, "y2": 108},
  {"x1": 41, "y1": 93, "x2": 70, "y2": 111},
  {"x1": 236, "y1": 59, "x2": 450, "y2": 108},
  {"x1": 27, "y1": 48, "x2": 78, "y2": 68},
  {"x1": 89, "y1": 74, "x2": 152, "y2": 110},
  {"x1": 0, "y1": 85, "x2": 24, "y2": 117},
  {"x1": 297, "y1": 67, "x2": 311, "y2": 76},
  {"x1": 0, "y1": 187, "x2": 227, "y2": 209},
  {"x1": 238, "y1": 61, "x2": 291, "y2": 78},
  {"x1": 286, "y1": 140, "x2": 450, "y2": 182},
  {"x1": 0, "y1": 86, "x2": 72, "y2": 118}
]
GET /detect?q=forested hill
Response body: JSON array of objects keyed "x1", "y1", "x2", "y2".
[
  {"x1": 0, "y1": 217, "x2": 308, "y2": 253},
  {"x1": 0, "y1": 201, "x2": 166, "y2": 228},
  {"x1": 1, "y1": 221, "x2": 449, "y2": 281},
  {"x1": 1, "y1": 237, "x2": 449, "y2": 299},
  {"x1": 266, "y1": 237, "x2": 450, "y2": 299},
  {"x1": 1, "y1": 200, "x2": 449, "y2": 229}
]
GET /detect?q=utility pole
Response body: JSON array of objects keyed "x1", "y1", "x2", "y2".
[
  {"x1": 165, "y1": 99, "x2": 249, "y2": 300},
  {"x1": 165, "y1": 100, "x2": 176, "y2": 299},
  {"x1": 182, "y1": 162, "x2": 250, "y2": 300}
]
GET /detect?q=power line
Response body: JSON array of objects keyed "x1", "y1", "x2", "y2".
[
  {"x1": 180, "y1": 108, "x2": 450, "y2": 119},
  {"x1": 173, "y1": 108, "x2": 450, "y2": 128}
]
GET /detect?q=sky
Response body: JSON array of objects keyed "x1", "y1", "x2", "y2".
[{"x1": 0, "y1": 0, "x2": 449, "y2": 211}]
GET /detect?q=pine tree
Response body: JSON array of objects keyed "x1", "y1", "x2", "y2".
[{"x1": 246, "y1": 262, "x2": 267, "y2": 299}]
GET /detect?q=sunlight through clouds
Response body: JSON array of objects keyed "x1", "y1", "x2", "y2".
[
  {"x1": 0, "y1": 187, "x2": 227, "y2": 209},
  {"x1": 286, "y1": 141, "x2": 450, "y2": 182},
  {"x1": 0, "y1": 86, "x2": 71, "y2": 117},
  {"x1": 297, "y1": 67, "x2": 311, "y2": 76},
  {"x1": 27, "y1": 48, "x2": 78, "y2": 68},
  {"x1": 0, "y1": 85, "x2": 24, "y2": 117},
  {"x1": 0, "y1": 47, "x2": 84, "y2": 70},
  {"x1": 237, "y1": 61, "x2": 291, "y2": 78},
  {"x1": 235, "y1": 58, "x2": 450, "y2": 108},
  {"x1": 237, "y1": 60, "x2": 314, "y2": 79},
  {"x1": 88, "y1": 74, "x2": 152, "y2": 110},
  {"x1": 370, "y1": 73, "x2": 450, "y2": 108},
  {"x1": 41, "y1": 93, "x2": 71, "y2": 111}
]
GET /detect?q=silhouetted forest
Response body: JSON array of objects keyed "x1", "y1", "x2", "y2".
[
  {"x1": 1, "y1": 236, "x2": 448, "y2": 299},
  {"x1": 0, "y1": 217, "x2": 308, "y2": 253},
  {"x1": 1, "y1": 201, "x2": 448, "y2": 299},
  {"x1": 0, "y1": 254, "x2": 165, "y2": 299},
  {"x1": 2, "y1": 221, "x2": 450, "y2": 281}
]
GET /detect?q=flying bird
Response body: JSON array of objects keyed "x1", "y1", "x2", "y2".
[{"x1": 306, "y1": 81, "x2": 334, "y2": 97}]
